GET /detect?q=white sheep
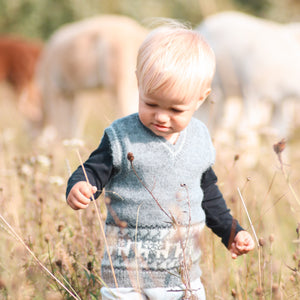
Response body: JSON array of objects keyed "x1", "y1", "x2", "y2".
[{"x1": 195, "y1": 11, "x2": 300, "y2": 139}]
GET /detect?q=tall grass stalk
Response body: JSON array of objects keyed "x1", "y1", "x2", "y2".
[
  {"x1": 76, "y1": 149, "x2": 119, "y2": 288},
  {"x1": 134, "y1": 203, "x2": 143, "y2": 300},
  {"x1": 0, "y1": 213, "x2": 82, "y2": 300},
  {"x1": 237, "y1": 188, "x2": 259, "y2": 247},
  {"x1": 273, "y1": 139, "x2": 300, "y2": 208},
  {"x1": 237, "y1": 187, "x2": 263, "y2": 294}
]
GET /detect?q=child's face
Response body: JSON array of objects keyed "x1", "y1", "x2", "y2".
[{"x1": 138, "y1": 88, "x2": 209, "y2": 143}]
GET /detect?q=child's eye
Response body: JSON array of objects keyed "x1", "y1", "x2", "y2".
[
  {"x1": 146, "y1": 103, "x2": 157, "y2": 107},
  {"x1": 172, "y1": 108, "x2": 184, "y2": 113}
]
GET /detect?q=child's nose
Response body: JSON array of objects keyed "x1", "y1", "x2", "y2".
[{"x1": 155, "y1": 110, "x2": 169, "y2": 123}]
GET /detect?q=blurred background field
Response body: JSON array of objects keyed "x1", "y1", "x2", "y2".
[
  {"x1": 1, "y1": 0, "x2": 300, "y2": 41},
  {"x1": 0, "y1": 0, "x2": 300, "y2": 299}
]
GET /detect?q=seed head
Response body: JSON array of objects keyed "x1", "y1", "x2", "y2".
[
  {"x1": 87, "y1": 261, "x2": 93, "y2": 271},
  {"x1": 273, "y1": 139, "x2": 286, "y2": 154},
  {"x1": 234, "y1": 154, "x2": 240, "y2": 161},
  {"x1": 296, "y1": 222, "x2": 300, "y2": 237},
  {"x1": 255, "y1": 287, "x2": 263, "y2": 296},
  {"x1": 272, "y1": 283, "x2": 279, "y2": 293},
  {"x1": 0, "y1": 278, "x2": 6, "y2": 290},
  {"x1": 259, "y1": 237, "x2": 265, "y2": 247},
  {"x1": 57, "y1": 224, "x2": 64, "y2": 232},
  {"x1": 44, "y1": 234, "x2": 51, "y2": 243},
  {"x1": 55, "y1": 259, "x2": 62, "y2": 271},
  {"x1": 127, "y1": 152, "x2": 134, "y2": 162}
]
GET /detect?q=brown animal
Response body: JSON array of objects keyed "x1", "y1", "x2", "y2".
[
  {"x1": 37, "y1": 15, "x2": 148, "y2": 138},
  {"x1": 0, "y1": 36, "x2": 43, "y2": 122}
]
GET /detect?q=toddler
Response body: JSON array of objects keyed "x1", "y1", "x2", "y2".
[{"x1": 66, "y1": 23, "x2": 255, "y2": 300}]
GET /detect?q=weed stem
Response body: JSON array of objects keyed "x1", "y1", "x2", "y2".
[{"x1": 76, "y1": 150, "x2": 119, "y2": 288}]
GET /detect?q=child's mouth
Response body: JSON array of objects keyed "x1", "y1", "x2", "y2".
[{"x1": 153, "y1": 124, "x2": 169, "y2": 132}]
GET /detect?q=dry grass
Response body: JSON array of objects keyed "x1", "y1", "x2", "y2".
[{"x1": 0, "y1": 85, "x2": 299, "y2": 299}]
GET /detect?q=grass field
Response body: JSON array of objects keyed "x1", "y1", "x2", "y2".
[{"x1": 0, "y1": 85, "x2": 299, "y2": 299}]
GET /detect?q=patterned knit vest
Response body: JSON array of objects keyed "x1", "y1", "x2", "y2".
[{"x1": 101, "y1": 113, "x2": 215, "y2": 289}]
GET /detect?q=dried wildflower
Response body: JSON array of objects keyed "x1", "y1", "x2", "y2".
[
  {"x1": 57, "y1": 224, "x2": 64, "y2": 232},
  {"x1": 49, "y1": 176, "x2": 64, "y2": 186},
  {"x1": 55, "y1": 259, "x2": 63, "y2": 271},
  {"x1": 21, "y1": 164, "x2": 32, "y2": 176},
  {"x1": 36, "y1": 155, "x2": 51, "y2": 168},
  {"x1": 234, "y1": 154, "x2": 240, "y2": 161},
  {"x1": 44, "y1": 234, "x2": 51, "y2": 243},
  {"x1": 0, "y1": 278, "x2": 6, "y2": 290},
  {"x1": 269, "y1": 234, "x2": 274, "y2": 243},
  {"x1": 63, "y1": 138, "x2": 85, "y2": 147},
  {"x1": 255, "y1": 287, "x2": 263, "y2": 296},
  {"x1": 273, "y1": 139, "x2": 286, "y2": 154},
  {"x1": 231, "y1": 288, "x2": 237, "y2": 297},
  {"x1": 87, "y1": 261, "x2": 93, "y2": 272},
  {"x1": 259, "y1": 237, "x2": 265, "y2": 247},
  {"x1": 127, "y1": 152, "x2": 134, "y2": 162},
  {"x1": 272, "y1": 283, "x2": 279, "y2": 293}
]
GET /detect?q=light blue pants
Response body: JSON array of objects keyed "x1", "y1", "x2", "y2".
[{"x1": 100, "y1": 278, "x2": 206, "y2": 300}]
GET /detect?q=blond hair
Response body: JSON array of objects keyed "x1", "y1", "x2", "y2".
[{"x1": 136, "y1": 23, "x2": 216, "y2": 102}]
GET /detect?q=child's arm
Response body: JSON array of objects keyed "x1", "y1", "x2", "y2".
[
  {"x1": 201, "y1": 167, "x2": 244, "y2": 247},
  {"x1": 66, "y1": 132, "x2": 113, "y2": 206},
  {"x1": 229, "y1": 230, "x2": 255, "y2": 259},
  {"x1": 67, "y1": 181, "x2": 97, "y2": 210},
  {"x1": 201, "y1": 168, "x2": 255, "y2": 258}
]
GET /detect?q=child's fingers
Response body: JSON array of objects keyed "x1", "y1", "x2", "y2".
[
  {"x1": 68, "y1": 189, "x2": 91, "y2": 209},
  {"x1": 71, "y1": 198, "x2": 90, "y2": 210},
  {"x1": 67, "y1": 198, "x2": 87, "y2": 210},
  {"x1": 67, "y1": 182, "x2": 97, "y2": 210},
  {"x1": 79, "y1": 183, "x2": 95, "y2": 198},
  {"x1": 229, "y1": 243, "x2": 240, "y2": 259},
  {"x1": 244, "y1": 239, "x2": 255, "y2": 251},
  {"x1": 68, "y1": 192, "x2": 90, "y2": 209},
  {"x1": 230, "y1": 240, "x2": 254, "y2": 259},
  {"x1": 231, "y1": 252, "x2": 238, "y2": 259},
  {"x1": 236, "y1": 237, "x2": 255, "y2": 252}
]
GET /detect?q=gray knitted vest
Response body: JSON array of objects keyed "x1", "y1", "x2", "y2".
[{"x1": 101, "y1": 113, "x2": 215, "y2": 289}]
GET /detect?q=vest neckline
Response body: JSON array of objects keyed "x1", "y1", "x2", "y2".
[{"x1": 136, "y1": 114, "x2": 187, "y2": 154}]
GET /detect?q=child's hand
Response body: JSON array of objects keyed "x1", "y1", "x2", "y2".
[
  {"x1": 229, "y1": 230, "x2": 255, "y2": 259},
  {"x1": 67, "y1": 181, "x2": 97, "y2": 210}
]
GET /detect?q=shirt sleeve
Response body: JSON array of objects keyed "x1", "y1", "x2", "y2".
[
  {"x1": 66, "y1": 132, "x2": 113, "y2": 199},
  {"x1": 201, "y1": 167, "x2": 244, "y2": 247}
]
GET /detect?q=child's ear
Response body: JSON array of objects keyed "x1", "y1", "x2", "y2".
[
  {"x1": 201, "y1": 88, "x2": 211, "y2": 100},
  {"x1": 196, "y1": 88, "x2": 211, "y2": 109}
]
